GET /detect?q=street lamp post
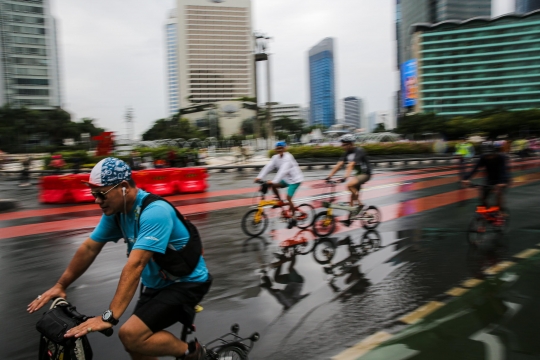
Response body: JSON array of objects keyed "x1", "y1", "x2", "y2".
[{"x1": 254, "y1": 32, "x2": 274, "y2": 142}]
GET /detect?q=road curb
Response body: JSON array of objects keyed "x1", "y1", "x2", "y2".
[
  {"x1": 0, "y1": 199, "x2": 17, "y2": 212},
  {"x1": 332, "y1": 246, "x2": 540, "y2": 360}
]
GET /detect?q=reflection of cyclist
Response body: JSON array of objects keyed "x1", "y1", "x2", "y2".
[
  {"x1": 324, "y1": 236, "x2": 371, "y2": 296},
  {"x1": 260, "y1": 253, "x2": 308, "y2": 310},
  {"x1": 27, "y1": 158, "x2": 210, "y2": 360},
  {"x1": 255, "y1": 141, "x2": 304, "y2": 228},
  {"x1": 326, "y1": 135, "x2": 372, "y2": 209},
  {"x1": 462, "y1": 141, "x2": 511, "y2": 211}
]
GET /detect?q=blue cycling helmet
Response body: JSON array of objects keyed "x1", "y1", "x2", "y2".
[{"x1": 275, "y1": 141, "x2": 287, "y2": 148}]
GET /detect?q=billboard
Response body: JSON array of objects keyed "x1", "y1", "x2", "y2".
[{"x1": 401, "y1": 59, "x2": 418, "y2": 108}]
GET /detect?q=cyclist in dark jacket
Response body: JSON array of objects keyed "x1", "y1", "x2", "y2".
[
  {"x1": 462, "y1": 141, "x2": 511, "y2": 210},
  {"x1": 326, "y1": 134, "x2": 372, "y2": 209}
]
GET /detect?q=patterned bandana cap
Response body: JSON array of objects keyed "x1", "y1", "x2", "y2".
[{"x1": 86, "y1": 157, "x2": 132, "y2": 187}]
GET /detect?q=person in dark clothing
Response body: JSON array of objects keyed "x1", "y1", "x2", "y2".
[
  {"x1": 326, "y1": 134, "x2": 372, "y2": 208},
  {"x1": 462, "y1": 141, "x2": 510, "y2": 210},
  {"x1": 20, "y1": 156, "x2": 31, "y2": 186}
]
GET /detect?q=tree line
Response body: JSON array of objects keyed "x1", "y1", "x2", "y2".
[
  {"x1": 0, "y1": 105, "x2": 104, "y2": 153},
  {"x1": 395, "y1": 109, "x2": 540, "y2": 140}
]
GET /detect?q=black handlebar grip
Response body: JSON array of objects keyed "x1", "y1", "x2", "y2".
[{"x1": 100, "y1": 328, "x2": 114, "y2": 337}]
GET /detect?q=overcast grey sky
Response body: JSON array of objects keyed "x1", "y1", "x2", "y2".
[{"x1": 52, "y1": 0, "x2": 514, "y2": 138}]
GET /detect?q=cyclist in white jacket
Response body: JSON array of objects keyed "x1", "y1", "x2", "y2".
[{"x1": 255, "y1": 142, "x2": 304, "y2": 226}]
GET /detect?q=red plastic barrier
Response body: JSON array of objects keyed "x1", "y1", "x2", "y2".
[
  {"x1": 68, "y1": 173, "x2": 95, "y2": 203},
  {"x1": 175, "y1": 168, "x2": 208, "y2": 194},
  {"x1": 143, "y1": 169, "x2": 176, "y2": 196},
  {"x1": 131, "y1": 170, "x2": 148, "y2": 191},
  {"x1": 39, "y1": 175, "x2": 72, "y2": 204}
]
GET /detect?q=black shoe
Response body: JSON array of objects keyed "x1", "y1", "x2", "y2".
[
  {"x1": 287, "y1": 218, "x2": 297, "y2": 229},
  {"x1": 339, "y1": 219, "x2": 352, "y2": 227},
  {"x1": 181, "y1": 339, "x2": 206, "y2": 360}
]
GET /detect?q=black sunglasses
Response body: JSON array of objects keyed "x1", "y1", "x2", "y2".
[{"x1": 91, "y1": 182, "x2": 121, "y2": 200}]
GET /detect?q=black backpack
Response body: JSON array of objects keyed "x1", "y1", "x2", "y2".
[
  {"x1": 115, "y1": 193, "x2": 203, "y2": 278},
  {"x1": 36, "y1": 298, "x2": 93, "y2": 360}
]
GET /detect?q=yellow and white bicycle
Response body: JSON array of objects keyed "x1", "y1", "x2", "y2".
[{"x1": 241, "y1": 180, "x2": 315, "y2": 237}]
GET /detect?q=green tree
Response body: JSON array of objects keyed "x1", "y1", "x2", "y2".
[
  {"x1": 373, "y1": 122, "x2": 387, "y2": 133},
  {"x1": 142, "y1": 115, "x2": 203, "y2": 140}
]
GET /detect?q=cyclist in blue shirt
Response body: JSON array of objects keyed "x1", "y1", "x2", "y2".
[{"x1": 28, "y1": 158, "x2": 210, "y2": 360}]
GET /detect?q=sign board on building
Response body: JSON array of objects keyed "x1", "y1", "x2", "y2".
[{"x1": 401, "y1": 59, "x2": 418, "y2": 108}]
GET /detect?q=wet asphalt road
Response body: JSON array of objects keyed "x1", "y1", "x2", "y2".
[{"x1": 1, "y1": 163, "x2": 540, "y2": 359}]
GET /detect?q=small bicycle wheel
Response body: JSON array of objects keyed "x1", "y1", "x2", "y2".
[
  {"x1": 295, "y1": 203, "x2": 315, "y2": 229},
  {"x1": 212, "y1": 345, "x2": 248, "y2": 360},
  {"x1": 313, "y1": 239, "x2": 337, "y2": 264},
  {"x1": 241, "y1": 209, "x2": 268, "y2": 237},
  {"x1": 313, "y1": 211, "x2": 336, "y2": 237},
  {"x1": 360, "y1": 206, "x2": 381, "y2": 230}
]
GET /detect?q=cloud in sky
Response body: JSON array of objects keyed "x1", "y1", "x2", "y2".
[{"x1": 53, "y1": 0, "x2": 513, "y2": 137}]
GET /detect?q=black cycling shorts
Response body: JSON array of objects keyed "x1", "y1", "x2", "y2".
[{"x1": 133, "y1": 276, "x2": 212, "y2": 333}]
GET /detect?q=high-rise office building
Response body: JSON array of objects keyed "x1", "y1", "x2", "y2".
[
  {"x1": 515, "y1": 0, "x2": 540, "y2": 13},
  {"x1": 396, "y1": 0, "x2": 491, "y2": 68},
  {"x1": 308, "y1": 37, "x2": 336, "y2": 128},
  {"x1": 173, "y1": 0, "x2": 255, "y2": 109},
  {"x1": 411, "y1": 12, "x2": 540, "y2": 115},
  {"x1": 0, "y1": 0, "x2": 61, "y2": 109},
  {"x1": 343, "y1": 97, "x2": 363, "y2": 129},
  {"x1": 166, "y1": 10, "x2": 179, "y2": 115}
]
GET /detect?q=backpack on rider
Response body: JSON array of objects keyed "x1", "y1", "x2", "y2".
[{"x1": 36, "y1": 298, "x2": 93, "y2": 360}]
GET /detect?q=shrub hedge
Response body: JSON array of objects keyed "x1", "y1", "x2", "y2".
[{"x1": 269, "y1": 142, "x2": 479, "y2": 158}]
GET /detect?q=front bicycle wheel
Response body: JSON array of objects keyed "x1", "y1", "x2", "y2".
[
  {"x1": 295, "y1": 203, "x2": 315, "y2": 229},
  {"x1": 360, "y1": 206, "x2": 381, "y2": 230},
  {"x1": 313, "y1": 211, "x2": 336, "y2": 237},
  {"x1": 211, "y1": 345, "x2": 248, "y2": 360},
  {"x1": 241, "y1": 209, "x2": 268, "y2": 237}
]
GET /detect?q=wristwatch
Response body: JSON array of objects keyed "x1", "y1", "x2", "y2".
[{"x1": 102, "y1": 309, "x2": 119, "y2": 325}]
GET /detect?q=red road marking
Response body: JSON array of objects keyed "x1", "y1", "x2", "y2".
[
  {"x1": 0, "y1": 166, "x2": 464, "y2": 222},
  {"x1": 2, "y1": 170, "x2": 539, "y2": 241}
]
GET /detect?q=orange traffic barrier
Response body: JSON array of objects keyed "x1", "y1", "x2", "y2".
[
  {"x1": 39, "y1": 175, "x2": 73, "y2": 204},
  {"x1": 175, "y1": 168, "x2": 208, "y2": 194},
  {"x1": 68, "y1": 173, "x2": 95, "y2": 203},
  {"x1": 143, "y1": 169, "x2": 176, "y2": 196}
]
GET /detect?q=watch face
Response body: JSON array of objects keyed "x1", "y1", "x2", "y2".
[{"x1": 103, "y1": 310, "x2": 112, "y2": 321}]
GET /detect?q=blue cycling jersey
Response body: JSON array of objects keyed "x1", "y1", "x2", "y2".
[{"x1": 90, "y1": 189, "x2": 209, "y2": 289}]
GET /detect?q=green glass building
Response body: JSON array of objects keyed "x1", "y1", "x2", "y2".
[{"x1": 412, "y1": 10, "x2": 540, "y2": 116}]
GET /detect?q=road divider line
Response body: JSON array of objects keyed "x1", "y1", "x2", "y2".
[
  {"x1": 399, "y1": 301, "x2": 445, "y2": 325},
  {"x1": 513, "y1": 248, "x2": 540, "y2": 259},
  {"x1": 445, "y1": 287, "x2": 469, "y2": 297},
  {"x1": 331, "y1": 332, "x2": 393, "y2": 360},
  {"x1": 461, "y1": 278, "x2": 484, "y2": 288},
  {"x1": 484, "y1": 261, "x2": 516, "y2": 276}
]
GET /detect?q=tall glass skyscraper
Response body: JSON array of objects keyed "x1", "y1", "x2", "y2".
[
  {"x1": 166, "y1": 10, "x2": 179, "y2": 115},
  {"x1": 308, "y1": 38, "x2": 335, "y2": 128},
  {"x1": 397, "y1": 0, "x2": 491, "y2": 68},
  {"x1": 515, "y1": 0, "x2": 540, "y2": 13},
  {"x1": 0, "y1": 0, "x2": 61, "y2": 109}
]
